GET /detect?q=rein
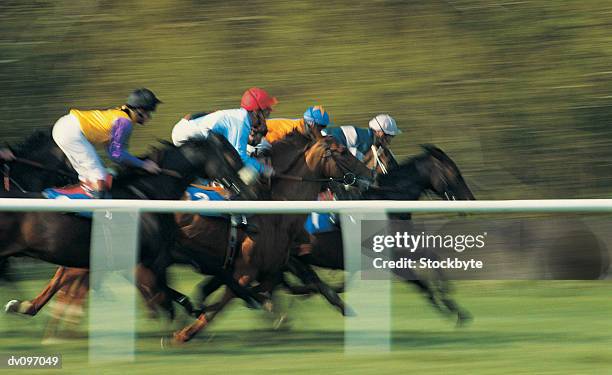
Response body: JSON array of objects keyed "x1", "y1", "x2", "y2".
[
  {"x1": 274, "y1": 172, "x2": 358, "y2": 186},
  {"x1": 13, "y1": 157, "x2": 75, "y2": 178}
]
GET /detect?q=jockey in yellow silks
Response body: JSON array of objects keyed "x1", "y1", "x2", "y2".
[{"x1": 51, "y1": 88, "x2": 163, "y2": 197}]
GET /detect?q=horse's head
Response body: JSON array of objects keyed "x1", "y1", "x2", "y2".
[
  {"x1": 372, "y1": 145, "x2": 474, "y2": 201},
  {"x1": 112, "y1": 133, "x2": 257, "y2": 200},
  {"x1": 177, "y1": 133, "x2": 257, "y2": 200},
  {"x1": 307, "y1": 136, "x2": 373, "y2": 183},
  {"x1": 269, "y1": 132, "x2": 373, "y2": 200},
  {"x1": 2, "y1": 129, "x2": 78, "y2": 192},
  {"x1": 363, "y1": 144, "x2": 400, "y2": 175}
]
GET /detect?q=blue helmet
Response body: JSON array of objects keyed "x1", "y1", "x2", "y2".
[{"x1": 303, "y1": 105, "x2": 330, "y2": 127}]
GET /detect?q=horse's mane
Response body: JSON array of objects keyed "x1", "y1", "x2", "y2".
[
  {"x1": 112, "y1": 140, "x2": 176, "y2": 182},
  {"x1": 113, "y1": 136, "x2": 220, "y2": 182},
  {"x1": 270, "y1": 130, "x2": 312, "y2": 173},
  {"x1": 271, "y1": 130, "x2": 310, "y2": 150},
  {"x1": 377, "y1": 144, "x2": 450, "y2": 186},
  {"x1": 419, "y1": 144, "x2": 460, "y2": 171},
  {"x1": 9, "y1": 129, "x2": 55, "y2": 155}
]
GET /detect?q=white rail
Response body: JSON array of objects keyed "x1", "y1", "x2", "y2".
[
  {"x1": 3, "y1": 197, "x2": 610, "y2": 360},
  {"x1": 2, "y1": 198, "x2": 612, "y2": 213}
]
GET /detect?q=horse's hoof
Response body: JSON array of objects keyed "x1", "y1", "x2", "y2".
[
  {"x1": 246, "y1": 299, "x2": 262, "y2": 310},
  {"x1": 4, "y1": 300, "x2": 33, "y2": 315},
  {"x1": 160, "y1": 336, "x2": 170, "y2": 350},
  {"x1": 262, "y1": 300, "x2": 274, "y2": 313},
  {"x1": 273, "y1": 314, "x2": 292, "y2": 331},
  {"x1": 4, "y1": 300, "x2": 19, "y2": 313},
  {"x1": 343, "y1": 306, "x2": 358, "y2": 317},
  {"x1": 456, "y1": 311, "x2": 473, "y2": 327}
]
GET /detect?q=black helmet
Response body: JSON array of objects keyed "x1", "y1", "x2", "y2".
[{"x1": 126, "y1": 88, "x2": 162, "y2": 111}]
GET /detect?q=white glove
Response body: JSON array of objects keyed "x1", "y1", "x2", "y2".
[{"x1": 238, "y1": 166, "x2": 259, "y2": 185}]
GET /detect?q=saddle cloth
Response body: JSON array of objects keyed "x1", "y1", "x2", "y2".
[
  {"x1": 42, "y1": 184, "x2": 95, "y2": 218},
  {"x1": 304, "y1": 190, "x2": 340, "y2": 234}
]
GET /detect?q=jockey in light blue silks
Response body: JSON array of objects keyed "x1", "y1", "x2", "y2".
[{"x1": 171, "y1": 87, "x2": 277, "y2": 183}]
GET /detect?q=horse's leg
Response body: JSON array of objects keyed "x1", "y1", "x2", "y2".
[
  {"x1": 172, "y1": 262, "x2": 256, "y2": 343},
  {"x1": 172, "y1": 286, "x2": 235, "y2": 343},
  {"x1": 433, "y1": 279, "x2": 473, "y2": 326},
  {"x1": 133, "y1": 264, "x2": 167, "y2": 320},
  {"x1": 5, "y1": 267, "x2": 87, "y2": 316},
  {"x1": 404, "y1": 278, "x2": 446, "y2": 314},
  {"x1": 196, "y1": 276, "x2": 224, "y2": 306},
  {"x1": 197, "y1": 273, "x2": 263, "y2": 311},
  {"x1": 42, "y1": 271, "x2": 89, "y2": 341},
  {"x1": 287, "y1": 256, "x2": 355, "y2": 316}
]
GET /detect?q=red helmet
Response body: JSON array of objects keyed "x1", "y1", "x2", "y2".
[{"x1": 240, "y1": 87, "x2": 278, "y2": 111}]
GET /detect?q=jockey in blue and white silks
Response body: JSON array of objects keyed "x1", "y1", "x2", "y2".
[{"x1": 324, "y1": 114, "x2": 400, "y2": 162}]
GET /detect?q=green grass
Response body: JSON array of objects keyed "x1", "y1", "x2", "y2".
[{"x1": 2, "y1": 269, "x2": 612, "y2": 374}]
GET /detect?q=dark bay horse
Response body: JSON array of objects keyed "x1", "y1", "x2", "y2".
[
  {"x1": 294, "y1": 145, "x2": 475, "y2": 324},
  {"x1": 1, "y1": 129, "x2": 78, "y2": 193},
  {"x1": 0, "y1": 129, "x2": 78, "y2": 285},
  {"x1": 169, "y1": 131, "x2": 372, "y2": 343},
  {"x1": 0, "y1": 134, "x2": 256, "y2": 317},
  {"x1": 6, "y1": 132, "x2": 371, "y2": 338}
]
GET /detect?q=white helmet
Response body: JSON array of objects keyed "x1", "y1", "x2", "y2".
[{"x1": 369, "y1": 114, "x2": 401, "y2": 135}]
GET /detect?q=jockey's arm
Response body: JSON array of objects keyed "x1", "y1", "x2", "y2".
[
  {"x1": 236, "y1": 128, "x2": 266, "y2": 174},
  {"x1": 107, "y1": 118, "x2": 145, "y2": 168},
  {"x1": 212, "y1": 119, "x2": 267, "y2": 175}
]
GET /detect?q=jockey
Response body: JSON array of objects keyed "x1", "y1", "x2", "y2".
[
  {"x1": 324, "y1": 114, "x2": 400, "y2": 162},
  {"x1": 265, "y1": 105, "x2": 330, "y2": 144},
  {"x1": 51, "y1": 88, "x2": 163, "y2": 198},
  {"x1": 171, "y1": 87, "x2": 277, "y2": 182}
]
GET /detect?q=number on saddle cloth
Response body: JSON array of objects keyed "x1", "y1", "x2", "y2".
[{"x1": 185, "y1": 182, "x2": 231, "y2": 218}]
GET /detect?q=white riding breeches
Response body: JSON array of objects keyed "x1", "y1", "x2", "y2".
[{"x1": 52, "y1": 113, "x2": 107, "y2": 183}]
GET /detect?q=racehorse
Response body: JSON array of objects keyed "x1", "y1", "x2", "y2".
[
  {"x1": 294, "y1": 145, "x2": 475, "y2": 324},
  {"x1": 0, "y1": 129, "x2": 78, "y2": 286},
  {"x1": 169, "y1": 131, "x2": 373, "y2": 343},
  {"x1": 0, "y1": 133, "x2": 256, "y2": 318},
  {"x1": 0, "y1": 129, "x2": 78, "y2": 193},
  {"x1": 5, "y1": 132, "x2": 370, "y2": 333}
]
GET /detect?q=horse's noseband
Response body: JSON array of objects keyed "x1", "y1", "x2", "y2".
[{"x1": 342, "y1": 172, "x2": 356, "y2": 186}]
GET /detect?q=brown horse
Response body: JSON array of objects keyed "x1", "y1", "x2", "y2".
[
  {"x1": 5, "y1": 132, "x2": 371, "y2": 336},
  {"x1": 169, "y1": 131, "x2": 372, "y2": 343},
  {"x1": 0, "y1": 130, "x2": 79, "y2": 286},
  {"x1": 293, "y1": 145, "x2": 476, "y2": 324},
  {"x1": 0, "y1": 134, "x2": 256, "y2": 318}
]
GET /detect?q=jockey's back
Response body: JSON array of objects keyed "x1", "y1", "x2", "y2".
[
  {"x1": 70, "y1": 109, "x2": 131, "y2": 144},
  {"x1": 265, "y1": 118, "x2": 305, "y2": 143}
]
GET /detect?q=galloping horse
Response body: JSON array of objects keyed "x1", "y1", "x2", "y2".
[
  {"x1": 5, "y1": 132, "x2": 370, "y2": 335},
  {"x1": 0, "y1": 134, "x2": 256, "y2": 317},
  {"x1": 170, "y1": 131, "x2": 372, "y2": 343},
  {"x1": 295, "y1": 145, "x2": 475, "y2": 324},
  {"x1": 0, "y1": 129, "x2": 78, "y2": 285},
  {"x1": 0, "y1": 129, "x2": 78, "y2": 193}
]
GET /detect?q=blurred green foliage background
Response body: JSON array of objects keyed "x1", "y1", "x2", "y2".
[{"x1": 2, "y1": 0, "x2": 612, "y2": 199}]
